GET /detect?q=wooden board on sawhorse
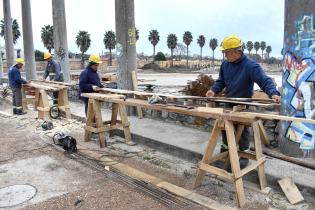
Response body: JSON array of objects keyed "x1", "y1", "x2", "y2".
[
  {"x1": 194, "y1": 117, "x2": 268, "y2": 207},
  {"x1": 84, "y1": 94, "x2": 134, "y2": 148},
  {"x1": 22, "y1": 82, "x2": 71, "y2": 120}
]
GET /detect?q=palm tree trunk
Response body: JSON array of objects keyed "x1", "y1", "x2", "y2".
[
  {"x1": 49, "y1": 48, "x2": 51, "y2": 53},
  {"x1": 186, "y1": 45, "x2": 188, "y2": 68},
  {"x1": 171, "y1": 49, "x2": 173, "y2": 67},
  {"x1": 200, "y1": 47, "x2": 202, "y2": 61},
  {"x1": 212, "y1": 50, "x2": 214, "y2": 67},
  {"x1": 109, "y1": 48, "x2": 112, "y2": 66},
  {"x1": 153, "y1": 45, "x2": 156, "y2": 62},
  {"x1": 81, "y1": 52, "x2": 84, "y2": 68}
]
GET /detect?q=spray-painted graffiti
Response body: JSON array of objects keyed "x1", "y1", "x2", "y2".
[
  {"x1": 127, "y1": 28, "x2": 136, "y2": 46},
  {"x1": 56, "y1": 47, "x2": 66, "y2": 61},
  {"x1": 282, "y1": 15, "x2": 315, "y2": 150}
]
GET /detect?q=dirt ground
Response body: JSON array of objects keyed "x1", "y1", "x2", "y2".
[{"x1": 0, "y1": 99, "x2": 314, "y2": 210}]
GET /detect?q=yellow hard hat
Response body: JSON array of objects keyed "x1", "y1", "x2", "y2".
[
  {"x1": 16, "y1": 58, "x2": 25, "y2": 64},
  {"x1": 89, "y1": 54, "x2": 102, "y2": 64},
  {"x1": 220, "y1": 35, "x2": 242, "y2": 51},
  {"x1": 44, "y1": 52, "x2": 52, "y2": 60}
]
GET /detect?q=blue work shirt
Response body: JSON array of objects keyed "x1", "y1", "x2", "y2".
[
  {"x1": 211, "y1": 54, "x2": 280, "y2": 98},
  {"x1": 79, "y1": 65, "x2": 103, "y2": 102},
  {"x1": 8, "y1": 65, "x2": 27, "y2": 88}
]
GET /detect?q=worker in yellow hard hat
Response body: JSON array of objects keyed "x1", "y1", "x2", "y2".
[
  {"x1": 206, "y1": 35, "x2": 281, "y2": 169},
  {"x1": 43, "y1": 52, "x2": 64, "y2": 104},
  {"x1": 79, "y1": 54, "x2": 104, "y2": 115},
  {"x1": 8, "y1": 58, "x2": 29, "y2": 115}
]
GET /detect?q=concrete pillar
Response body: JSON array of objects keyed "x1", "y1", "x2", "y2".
[
  {"x1": 3, "y1": 0, "x2": 14, "y2": 68},
  {"x1": 280, "y1": 0, "x2": 315, "y2": 157},
  {"x1": 21, "y1": 0, "x2": 36, "y2": 80},
  {"x1": 52, "y1": 0, "x2": 70, "y2": 82},
  {"x1": 0, "y1": 44, "x2": 3, "y2": 83},
  {"x1": 115, "y1": 0, "x2": 136, "y2": 91}
]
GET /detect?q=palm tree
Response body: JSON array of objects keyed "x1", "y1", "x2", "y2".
[
  {"x1": 0, "y1": 18, "x2": 21, "y2": 44},
  {"x1": 167, "y1": 33, "x2": 177, "y2": 67},
  {"x1": 209, "y1": 38, "x2": 218, "y2": 66},
  {"x1": 246, "y1": 41, "x2": 253, "y2": 55},
  {"x1": 242, "y1": 42, "x2": 246, "y2": 51},
  {"x1": 75, "y1": 30, "x2": 91, "y2": 63},
  {"x1": 41, "y1": 25, "x2": 54, "y2": 53},
  {"x1": 197, "y1": 35, "x2": 205, "y2": 60},
  {"x1": 266, "y1": 46, "x2": 272, "y2": 59},
  {"x1": 260, "y1": 41, "x2": 266, "y2": 59},
  {"x1": 183, "y1": 31, "x2": 193, "y2": 67},
  {"x1": 254, "y1": 41, "x2": 260, "y2": 55},
  {"x1": 103, "y1": 30, "x2": 116, "y2": 66},
  {"x1": 148, "y1": 30, "x2": 160, "y2": 61}
]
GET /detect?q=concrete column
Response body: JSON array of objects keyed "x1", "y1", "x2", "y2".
[
  {"x1": 3, "y1": 0, "x2": 14, "y2": 68},
  {"x1": 115, "y1": 0, "x2": 136, "y2": 91},
  {"x1": 0, "y1": 45, "x2": 3, "y2": 83},
  {"x1": 21, "y1": 0, "x2": 36, "y2": 80},
  {"x1": 52, "y1": 0, "x2": 70, "y2": 82},
  {"x1": 280, "y1": 0, "x2": 315, "y2": 157}
]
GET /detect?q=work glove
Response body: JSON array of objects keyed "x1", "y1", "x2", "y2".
[
  {"x1": 148, "y1": 94, "x2": 162, "y2": 104},
  {"x1": 92, "y1": 85, "x2": 99, "y2": 91}
]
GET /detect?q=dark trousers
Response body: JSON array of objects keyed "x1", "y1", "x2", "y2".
[
  {"x1": 53, "y1": 91, "x2": 59, "y2": 105},
  {"x1": 84, "y1": 100, "x2": 88, "y2": 116},
  {"x1": 221, "y1": 103, "x2": 250, "y2": 151},
  {"x1": 12, "y1": 87, "x2": 22, "y2": 109}
]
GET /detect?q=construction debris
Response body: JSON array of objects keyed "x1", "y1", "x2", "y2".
[{"x1": 278, "y1": 177, "x2": 304, "y2": 205}]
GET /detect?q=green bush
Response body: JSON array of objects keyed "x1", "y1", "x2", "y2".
[
  {"x1": 155, "y1": 52, "x2": 166, "y2": 61},
  {"x1": 35, "y1": 50, "x2": 44, "y2": 61}
]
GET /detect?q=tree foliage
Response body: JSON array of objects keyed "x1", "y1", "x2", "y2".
[
  {"x1": 197, "y1": 35, "x2": 205, "y2": 60},
  {"x1": 254, "y1": 41, "x2": 260, "y2": 55},
  {"x1": 148, "y1": 29, "x2": 160, "y2": 60},
  {"x1": 0, "y1": 18, "x2": 21, "y2": 44},
  {"x1": 209, "y1": 38, "x2": 218, "y2": 65},
  {"x1": 260, "y1": 41, "x2": 266, "y2": 58},
  {"x1": 104, "y1": 30, "x2": 116, "y2": 66},
  {"x1": 246, "y1": 41, "x2": 253, "y2": 54},
  {"x1": 41, "y1": 25, "x2": 54, "y2": 53},
  {"x1": 183, "y1": 31, "x2": 193, "y2": 66},
  {"x1": 167, "y1": 33, "x2": 177, "y2": 66},
  {"x1": 155, "y1": 52, "x2": 166, "y2": 61},
  {"x1": 75, "y1": 30, "x2": 91, "y2": 59}
]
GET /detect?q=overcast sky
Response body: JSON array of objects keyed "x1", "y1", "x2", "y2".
[{"x1": 1, "y1": 0, "x2": 285, "y2": 58}]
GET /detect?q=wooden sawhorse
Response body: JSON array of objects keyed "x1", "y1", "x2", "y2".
[
  {"x1": 194, "y1": 117, "x2": 268, "y2": 207},
  {"x1": 84, "y1": 95, "x2": 133, "y2": 148}
]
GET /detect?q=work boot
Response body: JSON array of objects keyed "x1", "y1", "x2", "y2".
[
  {"x1": 15, "y1": 108, "x2": 27, "y2": 115},
  {"x1": 12, "y1": 108, "x2": 17, "y2": 115},
  {"x1": 220, "y1": 144, "x2": 229, "y2": 153}
]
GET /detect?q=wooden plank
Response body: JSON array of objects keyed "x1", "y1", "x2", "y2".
[
  {"x1": 37, "y1": 89, "x2": 50, "y2": 119},
  {"x1": 236, "y1": 157, "x2": 266, "y2": 179},
  {"x1": 258, "y1": 120, "x2": 270, "y2": 145},
  {"x1": 194, "y1": 119, "x2": 221, "y2": 188},
  {"x1": 110, "y1": 103, "x2": 119, "y2": 137},
  {"x1": 157, "y1": 181, "x2": 236, "y2": 210},
  {"x1": 119, "y1": 104, "x2": 133, "y2": 144},
  {"x1": 58, "y1": 88, "x2": 71, "y2": 119},
  {"x1": 196, "y1": 107, "x2": 224, "y2": 114},
  {"x1": 84, "y1": 99, "x2": 95, "y2": 142},
  {"x1": 278, "y1": 177, "x2": 304, "y2": 204},
  {"x1": 225, "y1": 119, "x2": 246, "y2": 207},
  {"x1": 131, "y1": 70, "x2": 143, "y2": 119},
  {"x1": 93, "y1": 100, "x2": 106, "y2": 147},
  {"x1": 198, "y1": 162, "x2": 234, "y2": 181},
  {"x1": 252, "y1": 121, "x2": 267, "y2": 190},
  {"x1": 207, "y1": 151, "x2": 229, "y2": 164}
]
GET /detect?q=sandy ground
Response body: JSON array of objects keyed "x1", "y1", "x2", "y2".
[{"x1": 0, "y1": 95, "x2": 314, "y2": 210}]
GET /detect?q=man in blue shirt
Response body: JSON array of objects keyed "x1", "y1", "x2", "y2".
[
  {"x1": 79, "y1": 54, "x2": 104, "y2": 115},
  {"x1": 43, "y1": 52, "x2": 64, "y2": 104},
  {"x1": 206, "y1": 35, "x2": 281, "y2": 168},
  {"x1": 8, "y1": 58, "x2": 29, "y2": 115}
]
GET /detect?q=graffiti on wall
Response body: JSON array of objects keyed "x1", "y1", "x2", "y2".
[{"x1": 282, "y1": 15, "x2": 315, "y2": 150}]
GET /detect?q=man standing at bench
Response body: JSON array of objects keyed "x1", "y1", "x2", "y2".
[
  {"x1": 8, "y1": 58, "x2": 29, "y2": 115},
  {"x1": 43, "y1": 52, "x2": 64, "y2": 104},
  {"x1": 206, "y1": 35, "x2": 281, "y2": 168},
  {"x1": 79, "y1": 54, "x2": 104, "y2": 115}
]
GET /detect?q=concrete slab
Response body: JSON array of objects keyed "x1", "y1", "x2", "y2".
[
  {"x1": 0, "y1": 155, "x2": 88, "y2": 207},
  {"x1": 70, "y1": 101, "x2": 315, "y2": 192}
]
